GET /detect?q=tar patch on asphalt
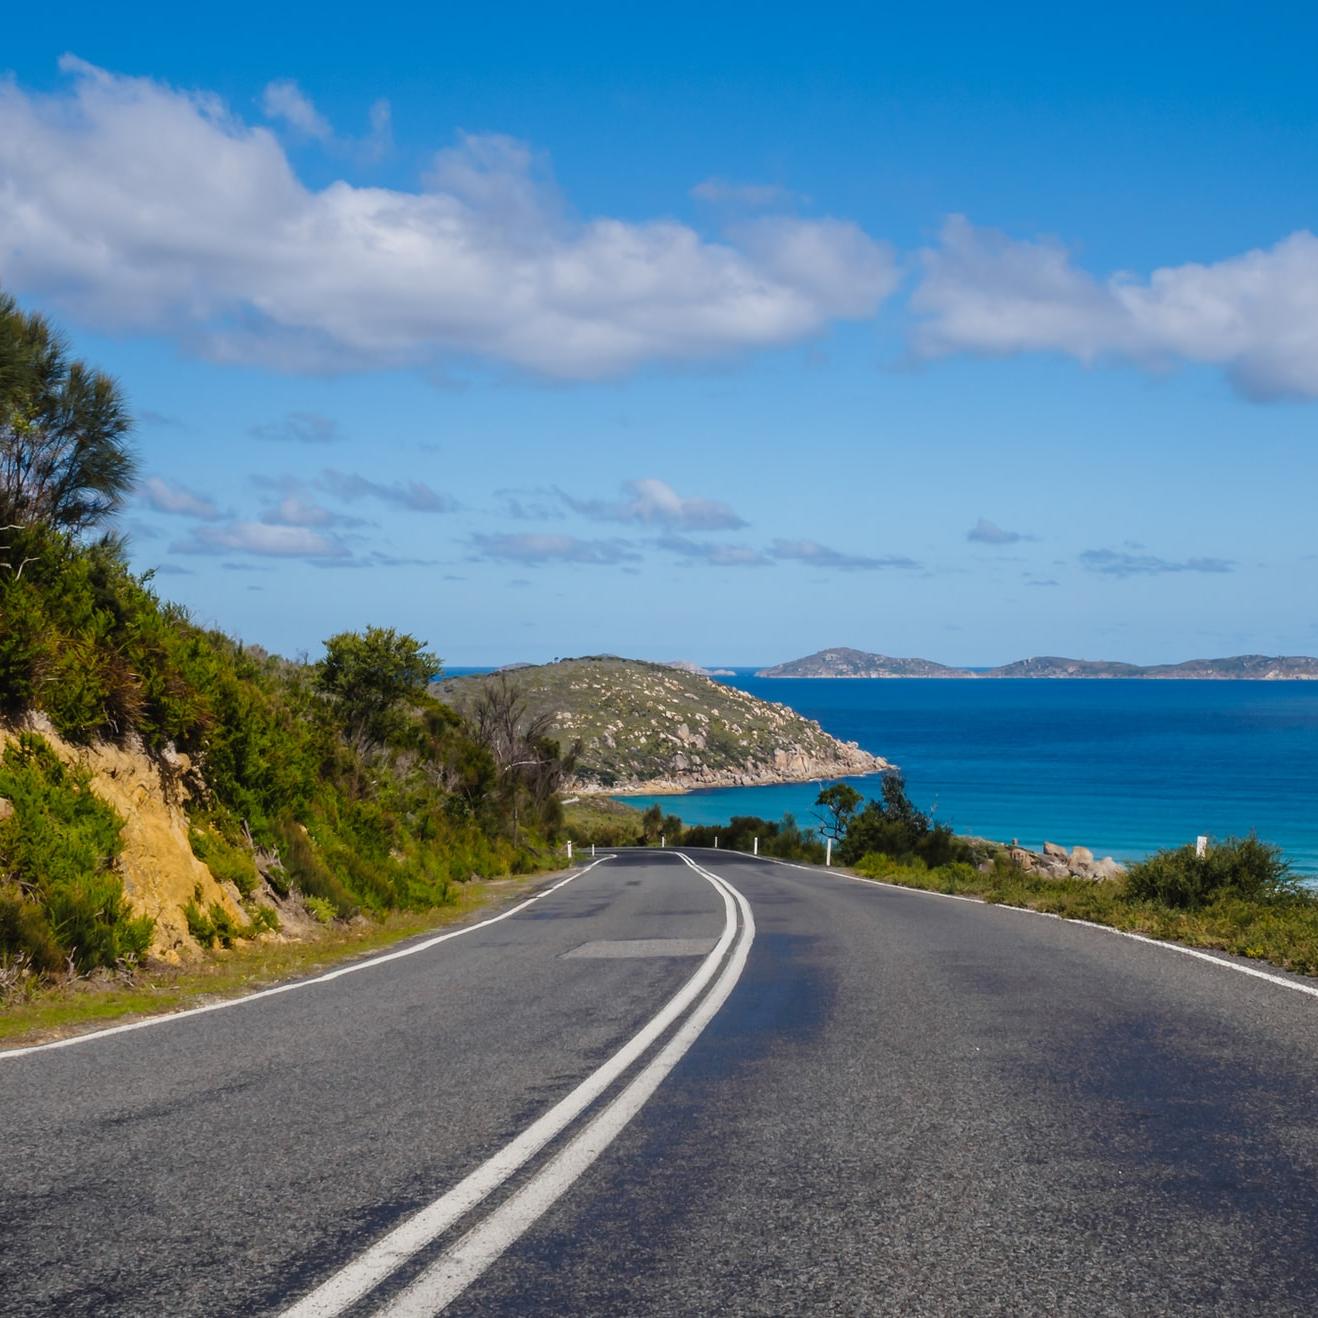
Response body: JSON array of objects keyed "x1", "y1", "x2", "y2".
[{"x1": 565, "y1": 938, "x2": 717, "y2": 959}]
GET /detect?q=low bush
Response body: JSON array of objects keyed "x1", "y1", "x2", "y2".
[
  {"x1": 0, "y1": 733, "x2": 152, "y2": 971},
  {"x1": 851, "y1": 845, "x2": 1318, "y2": 977},
  {"x1": 1124, "y1": 835, "x2": 1297, "y2": 909},
  {"x1": 189, "y1": 824, "x2": 260, "y2": 899},
  {"x1": 304, "y1": 896, "x2": 337, "y2": 925}
]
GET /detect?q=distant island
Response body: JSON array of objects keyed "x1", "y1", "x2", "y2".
[
  {"x1": 759, "y1": 647, "x2": 1318, "y2": 680},
  {"x1": 759, "y1": 648, "x2": 974, "y2": 678},
  {"x1": 435, "y1": 656, "x2": 890, "y2": 793}
]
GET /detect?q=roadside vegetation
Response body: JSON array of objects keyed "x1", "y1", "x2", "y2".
[
  {"x1": 0, "y1": 291, "x2": 572, "y2": 1003},
  {"x1": 815, "y1": 776, "x2": 1318, "y2": 976},
  {"x1": 587, "y1": 772, "x2": 1318, "y2": 977}
]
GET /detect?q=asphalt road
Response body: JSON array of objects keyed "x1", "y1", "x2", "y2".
[{"x1": 3, "y1": 848, "x2": 1317, "y2": 1316}]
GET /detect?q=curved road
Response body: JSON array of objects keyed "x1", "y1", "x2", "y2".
[{"x1": 3, "y1": 849, "x2": 1317, "y2": 1315}]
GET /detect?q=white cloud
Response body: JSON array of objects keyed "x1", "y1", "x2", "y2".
[
  {"x1": 260, "y1": 79, "x2": 332, "y2": 141},
  {"x1": 914, "y1": 216, "x2": 1318, "y2": 400},
  {"x1": 561, "y1": 478, "x2": 745, "y2": 530},
  {"x1": 261, "y1": 494, "x2": 363, "y2": 529},
  {"x1": 173, "y1": 521, "x2": 348, "y2": 558},
  {"x1": 141, "y1": 475, "x2": 222, "y2": 520},
  {"x1": 0, "y1": 60, "x2": 899, "y2": 379}
]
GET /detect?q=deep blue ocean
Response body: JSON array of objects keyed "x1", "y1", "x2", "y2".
[{"x1": 614, "y1": 674, "x2": 1318, "y2": 876}]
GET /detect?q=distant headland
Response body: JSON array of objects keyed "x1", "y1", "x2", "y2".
[{"x1": 757, "y1": 647, "x2": 1318, "y2": 680}]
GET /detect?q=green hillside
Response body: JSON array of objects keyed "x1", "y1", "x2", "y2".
[{"x1": 436, "y1": 656, "x2": 890, "y2": 791}]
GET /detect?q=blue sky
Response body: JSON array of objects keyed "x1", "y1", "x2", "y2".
[{"x1": 3, "y1": 2, "x2": 1316, "y2": 665}]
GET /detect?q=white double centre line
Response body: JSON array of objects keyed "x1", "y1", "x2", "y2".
[{"x1": 283, "y1": 853, "x2": 754, "y2": 1318}]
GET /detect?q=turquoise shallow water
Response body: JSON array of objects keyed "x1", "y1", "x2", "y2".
[{"x1": 615, "y1": 674, "x2": 1318, "y2": 876}]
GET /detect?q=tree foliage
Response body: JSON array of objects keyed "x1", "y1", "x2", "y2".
[
  {"x1": 836, "y1": 772, "x2": 968, "y2": 867},
  {"x1": 814, "y1": 782, "x2": 862, "y2": 841},
  {"x1": 316, "y1": 626, "x2": 438, "y2": 750},
  {"x1": 467, "y1": 672, "x2": 577, "y2": 844},
  {"x1": 0, "y1": 292, "x2": 137, "y2": 535}
]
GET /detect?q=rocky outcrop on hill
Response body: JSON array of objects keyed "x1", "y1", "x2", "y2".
[
  {"x1": 436, "y1": 656, "x2": 891, "y2": 794},
  {"x1": 992, "y1": 838, "x2": 1125, "y2": 881}
]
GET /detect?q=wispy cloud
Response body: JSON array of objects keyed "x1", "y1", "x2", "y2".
[
  {"x1": 654, "y1": 535, "x2": 771, "y2": 567},
  {"x1": 0, "y1": 60, "x2": 897, "y2": 379},
  {"x1": 562, "y1": 478, "x2": 746, "y2": 531},
  {"x1": 690, "y1": 178, "x2": 800, "y2": 209},
  {"x1": 770, "y1": 539, "x2": 921, "y2": 571},
  {"x1": 468, "y1": 532, "x2": 640, "y2": 566},
  {"x1": 914, "y1": 215, "x2": 1318, "y2": 401},
  {"x1": 249, "y1": 411, "x2": 343, "y2": 444},
  {"x1": 173, "y1": 522, "x2": 349, "y2": 558},
  {"x1": 1078, "y1": 548, "x2": 1235, "y2": 578},
  {"x1": 967, "y1": 516, "x2": 1033, "y2": 545},
  {"x1": 260, "y1": 79, "x2": 332, "y2": 141},
  {"x1": 139, "y1": 409, "x2": 184, "y2": 429},
  {"x1": 320, "y1": 469, "x2": 460, "y2": 513},
  {"x1": 260, "y1": 78, "x2": 393, "y2": 163},
  {"x1": 141, "y1": 475, "x2": 223, "y2": 521},
  {"x1": 495, "y1": 487, "x2": 566, "y2": 521}
]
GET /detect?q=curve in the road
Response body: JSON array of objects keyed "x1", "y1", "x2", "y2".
[{"x1": 282, "y1": 852, "x2": 754, "y2": 1317}]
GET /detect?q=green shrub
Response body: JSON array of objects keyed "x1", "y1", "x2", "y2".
[
  {"x1": 246, "y1": 905, "x2": 280, "y2": 935},
  {"x1": 0, "y1": 888, "x2": 64, "y2": 973},
  {"x1": 1124, "y1": 835, "x2": 1297, "y2": 909},
  {"x1": 0, "y1": 733, "x2": 152, "y2": 971},
  {"x1": 189, "y1": 824, "x2": 260, "y2": 898},
  {"x1": 183, "y1": 888, "x2": 251, "y2": 949},
  {"x1": 305, "y1": 896, "x2": 337, "y2": 924},
  {"x1": 274, "y1": 820, "x2": 356, "y2": 916},
  {"x1": 183, "y1": 898, "x2": 216, "y2": 947}
]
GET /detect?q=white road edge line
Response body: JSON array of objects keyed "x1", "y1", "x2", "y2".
[
  {"x1": 0, "y1": 858, "x2": 614, "y2": 1061},
  {"x1": 383, "y1": 855, "x2": 755, "y2": 1316},
  {"x1": 703, "y1": 847, "x2": 1318, "y2": 1002},
  {"x1": 280, "y1": 854, "x2": 747, "y2": 1318}
]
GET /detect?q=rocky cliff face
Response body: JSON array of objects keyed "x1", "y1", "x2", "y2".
[{"x1": 437, "y1": 657, "x2": 891, "y2": 793}]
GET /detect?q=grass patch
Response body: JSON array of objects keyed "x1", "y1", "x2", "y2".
[
  {"x1": 563, "y1": 796, "x2": 647, "y2": 846},
  {"x1": 0, "y1": 869, "x2": 557, "y2": 1048},
  {"x1": 851, "y1": 851, "x2": 1318, "y2": 977}
]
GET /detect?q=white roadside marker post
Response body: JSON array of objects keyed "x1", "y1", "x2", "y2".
[
  {"x1": 591, "y1": 843, "x2": 595, "y2": 857},
  {"x1": 826, "y1": 837, "x2": 833, "y2": 867},
  {"x1": 660, "y1": 834, "x2": 665, "y2": 849},
  {"x1": 567, "y1": 840, "x2": 572, "y2": 862},
  {"x1": 753, "y1": 836, "x2": 758, "y2": 856},
  {"x1": 714, "y1": 835, "x2": 719, "y2": 849}
]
